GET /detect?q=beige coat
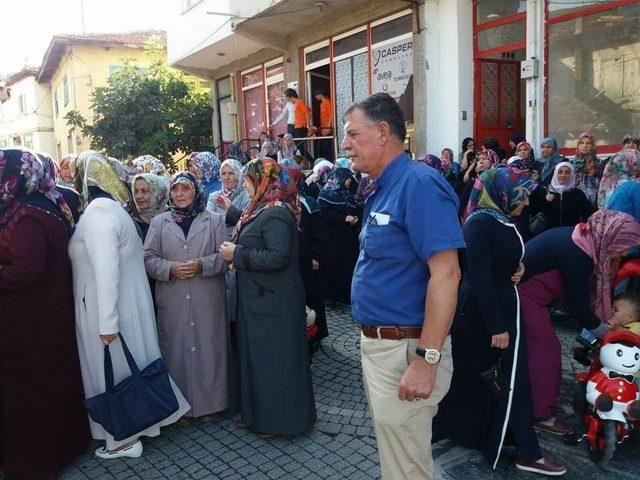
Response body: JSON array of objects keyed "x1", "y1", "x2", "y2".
[{"x1": 144, "y1": 210, "x2": 228, "y2": 417}]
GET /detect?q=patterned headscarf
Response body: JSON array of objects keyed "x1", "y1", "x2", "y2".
[
  {"x1": 219, "y1": 159, "x2": 244, "y2": 199},
  {"x1": 57, "y1": 154, "x2": 77, "y2": 187},
  {"x1": 0, "y1": 148, "x2": 73, "y2": 228},
  {"x1": 549, "y1": 161, "x2": 576, "y2": 195},
  {"x1": 168, "y1": 171, "x2": 205, "y2": 223},
  {"x1": 133, "y1": 155, "x2": 167, "y2": 177},
  {"x1": 572, "y1": 132, "x2": 599, "y2": 176},
  {"x1": 622, "y1": 134, "x2": 639, "y2": 149},
  {"x1": 310, "y1": 159, "x2": 333, "y2": 186},
  {"x1": 514, "y1": 141, "x2": 536, "y2": 171},
  {"x1": 572, "y1": 209, "x2": 640, "y2": 322},
  {"x1": 132, "y1": 173, "x2": 169, "y2": 217},
  {"x1": 417, "y1": 154, "x2": 443, "y2": 173},
  {"x1": 355, "y1": 175, "x2": 378, "y2": 208},
  {"x1": 597, "y1": 149, "x2": 640, "y2": 208},
  {"x1": 278, "y1": 157, "x2": 299, "y2": 169},
  {"x1": 259, "y1": 141, "x2": 276, "y2": 158},
  {"x1": 538, "y1": 137, "x2": 565, "y2": 186},
  {"x1": 187, "y1": 151, "x2": 221, "y2": 187},
  {"x1": 465, "y1": 167, "x2": 538, "y2": 223},
  {"x1": 74, "y1": 150, "x2": 132, "y2": 208},
  {"x1": 318, "y1": 167, "x2": 358, "y2": 210},
  {"x1": 335, "y1": 157, "x2": 353, "y2": 170},
  {"x1": 477, "y1": 148, "x2": 500, "y2": 167},
  {"x1": 236, "y1": 158, "x2": 300, "y2": 236}
]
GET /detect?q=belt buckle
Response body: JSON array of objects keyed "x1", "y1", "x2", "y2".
[{"x1": 394, "y1": 326, "x2": 405, "y2": 339}]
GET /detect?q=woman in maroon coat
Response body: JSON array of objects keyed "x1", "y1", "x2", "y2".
[{"x1": 0, "y1": 148, "x2": 90, "y2": 480}]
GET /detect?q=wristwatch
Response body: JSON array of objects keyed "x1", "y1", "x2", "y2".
[{"x1": 416, "y1": 347, "x2": 441, "y2": 365}]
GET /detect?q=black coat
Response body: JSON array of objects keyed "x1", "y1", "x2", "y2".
[
  {"x1": 232, "y1": 206, "x2": 316, "y2": 435},
  {"x1": 434, "y1": 213, "x2": 542, "y2": 466},
  {"x1": 543, "y1": 187, "x2": 595, "y2": 229}
]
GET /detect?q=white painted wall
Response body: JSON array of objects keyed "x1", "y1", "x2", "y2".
[
  {"x1": 424, "y1": 0, "x2": 474, "y2": 157},
  {"x1": 0, "y1": 75, "x2": 56, "y2": 157},
  {"x1": 525, "y1": 0, "x2": 545, "y2": 150}
]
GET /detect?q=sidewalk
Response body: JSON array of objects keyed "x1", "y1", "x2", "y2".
[{"x1": 55, "y1": 305, "x2": 638, "y2": 480}]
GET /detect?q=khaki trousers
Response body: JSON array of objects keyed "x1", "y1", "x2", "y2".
[{"x1": 361, "y1": 334, "x2": 453, "y2": 480}]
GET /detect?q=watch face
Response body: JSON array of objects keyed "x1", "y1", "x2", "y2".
[{"x1": 425, "y1": 349, "x2": 440, "y2": 364}]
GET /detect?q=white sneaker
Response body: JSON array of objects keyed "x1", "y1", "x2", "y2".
[{"x1": 95, "y1": 440, "x2": 143, "y2": 459}]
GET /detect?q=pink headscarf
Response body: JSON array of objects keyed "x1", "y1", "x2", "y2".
[{"x1": 571, "y1": 209, "x2": 640, "y2": 321}]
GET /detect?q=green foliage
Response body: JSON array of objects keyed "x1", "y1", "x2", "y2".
[{"x1": 65, "y1": 58, "x2": 212, "y2": 162}]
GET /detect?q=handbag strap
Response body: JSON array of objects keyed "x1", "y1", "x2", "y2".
[{"x1": 103, "y1": 333, "x2": 142, "y2": 392}]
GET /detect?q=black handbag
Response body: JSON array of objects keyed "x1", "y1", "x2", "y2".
[
  {"x1": 84, "y1": 334, "x2": 179, "y2": 441},
  {"x1": 480, "y1": 354, "x2": 511, "y2": 399}
]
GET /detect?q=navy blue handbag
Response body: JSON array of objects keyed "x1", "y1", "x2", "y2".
[{"x1": 84, "y1": 334, "x2": 179, "y2": 441}]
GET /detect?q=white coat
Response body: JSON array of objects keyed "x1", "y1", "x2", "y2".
[{"x1": 69, "y1": 197, "x2": 190, "y2": 450}]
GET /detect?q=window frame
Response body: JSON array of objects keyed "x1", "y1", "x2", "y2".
[
  {"x1": 62, "y1": 75, "x2": 69, "y2": 106},
  {"x1": 543, "y1": 0, "x2": 638, "y2": 155}
]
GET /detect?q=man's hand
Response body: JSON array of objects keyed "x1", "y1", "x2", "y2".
[{"x1": 398, "y1": 357, "x2": 437, "y2": 401}]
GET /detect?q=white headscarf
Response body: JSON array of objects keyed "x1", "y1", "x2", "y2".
[
  {"x1": 506, "y1": 155, "x2": 521, "y2": 166},
  {"x1": 220, "y1": 159, "x2": 244, "y2": 198},
  {"x1": 549, "y1": 161, "x2": 576, "y2": 195}
]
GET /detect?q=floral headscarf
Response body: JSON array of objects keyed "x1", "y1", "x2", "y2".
[
  {"x1": 572, "y1": 209, "x2": 640, "y2": 322},
  {"x1": 236, "y1": 158, "x2": 300, "y2": 236},
  {"x1": 537, "y1": 137, "x2": 566, "y2": 186},
  {"x1": 465, "y1": 167, "x2": 538, "y2": 223},
  {"x1": 417, "y1": 154, "x2": 443, "y2": 173},
  {"x1": 133, "y1": 155, "x2": 167, "y2": 177},
  {"x1": 477, "y1": 148, "x2": 499, "y2": 167},
  {"x1": 514, "y1": 141, "x2": 536, "y2": 171},
  {"x1": 168, "y1": 172, "x2": 205, "y2": 223},
  {"x1": 278, "y1": 157, "x2": 299, "y2": 169},
  {"x1": 310, "y1": 159, "x2": 333, "y2": 186},
  {"x1": 318, "y1": 167, "x2": 358, "y2": 210},
  {"x1": 132, "y1": 173, "x2": 169, "y2": 217},
  {"x1": 219, "y1": 159, "x2": 244, "y2": 199},
  {"x1": 597, "y1": 149, "x2": 640, "y2": 208},
  {"x1": 0, "y1": 148, "x2": 73, "y2": 228},
  {"x1": 259, "y1": 141, "x2": 276, "y2": 158},
  {"x1": 355, "y1": 175, "x2": 377, "y2": 208},
  {"x1": 188, "y1": 151, "x2": 221, "y2": 187},
  {"x1": 549, "y1": 161, "x2": 576, "y2": 195},
  {"x1": 622, "y1": 134, "x2": 640, "y2": 150},
  {"x1": 572, "y1": 132, "x2": 599, "y2": 176},
  {"x1": 74, "y1": 150, "x2": 132, "y2": 208}
]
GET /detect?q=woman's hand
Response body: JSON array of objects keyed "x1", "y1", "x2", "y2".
[
  {"x1": 215, "y1": 195, "x2": 232, "y2": 212},
  {"x1": 530, "y1": 170, "x2": 539, "y2": 181},
  {"x1": 345, "y1": 215, "x2": 358, "y2": 225},
  {"x1": 100, "y1": 333, "x2": 119, "y2": 345},
  {"x1": 312, "y1": 259, "x2": 320, "y2": 271},
  {"x1": 546, "y1": 193, "x2": 555, "y2": 203},
  {"x1": 511, "y1": 262, "x2": 525, "y2": 284},
  {"x1": 219, "y1": 241, "x2": 236, "y2": 262},
  {"x1": 171, "y1": 262, "x2": 199, "y2": 279},
  {"x1": 491, "y1": 332, "x2": 509, "y2": 349}
]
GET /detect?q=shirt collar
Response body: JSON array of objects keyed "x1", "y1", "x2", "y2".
[{"x1": 376, "y1": 152, "x2": 410, "y2": 187}]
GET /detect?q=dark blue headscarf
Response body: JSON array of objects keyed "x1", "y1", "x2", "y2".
[
  {"x1": 318, "y1": 167, "x2": 358, "y2": 210},
  {"x1": 168, "y1": 171, "x2": 205, "y2": 223}
]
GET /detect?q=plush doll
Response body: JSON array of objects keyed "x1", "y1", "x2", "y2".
[{"x1": 586, "y1": 329, "x2": 640, "y2": 422}]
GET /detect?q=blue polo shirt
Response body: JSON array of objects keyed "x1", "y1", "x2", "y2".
[{"x1": 351, "y1": 153, "x2": 465, "y2": 327}]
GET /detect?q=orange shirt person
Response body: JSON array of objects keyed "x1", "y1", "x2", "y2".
[
  {"x1": 315, "y1": 91, "x2": 333, "y2": 136},
  {"x1": 270, "y1": 88, "x2": 311, "y2": 136}
]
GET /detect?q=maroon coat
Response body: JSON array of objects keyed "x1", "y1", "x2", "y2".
[{"x1": 0, "y1": 204, "x2": 90, "y2": 480}]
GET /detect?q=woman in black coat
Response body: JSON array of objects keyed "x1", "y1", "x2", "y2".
[
  {"x1": 317, "y1": 167, "x2": 361, "y2": 304},
  {"x1": 542, "y1": 162, "x2": 595, "y2": 229},
  {"x1": 219, "y1": 158, "x2": 316, "y2": 438},
  {"x1": 434, "y1": 168, "x2": 565, "y2": 476}
]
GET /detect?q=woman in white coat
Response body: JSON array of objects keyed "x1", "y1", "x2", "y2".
[{"x1": 69, "y1": 151, "x2": 189, "y2": 459}]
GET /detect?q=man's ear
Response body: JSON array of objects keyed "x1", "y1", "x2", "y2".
[{"x1": 377, "y1": 121, "x2": 391, "y2": 146}]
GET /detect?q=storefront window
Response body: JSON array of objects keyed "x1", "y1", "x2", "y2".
[
  {"x1": 333, "y1": 30, "x2": 367, "y2": 58},
  {"x1": 372, "y1": 14, "x2": 412, "y2": 45},
  {"x1": 548, "y1": 0, "x2": 618, "y2": 18},
  {"x1": 476, "y1": 0, "x2": 526, "y2": 24},
  {"x1": 335, "y1": 53, "x2": 369, "y2": 153},
  {"x1": 477, "y1": 20, "x2": 525, "y2": 51},
  {"x1": 548, "y1": 3, "x2": 640, "y2": 148}
]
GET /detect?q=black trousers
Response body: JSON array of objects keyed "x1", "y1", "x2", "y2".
[{"x1": 293, "y1": 126, "x2": 309, "y2": 159}]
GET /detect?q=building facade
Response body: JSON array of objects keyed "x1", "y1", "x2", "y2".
[
  {"x1": 37, "y1": 31, "x2": 167, "y2": 160},
  {"x1": 0, "y1": 67, "x2": 56, "y2": 155},
  {"x1": 168, "y1": 0, "x2": 639, "y2": 159}
]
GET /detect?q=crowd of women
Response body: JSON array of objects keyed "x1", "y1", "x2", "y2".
[{"x1": 1, "y1": 126, "x2": 640, "y2": 478}]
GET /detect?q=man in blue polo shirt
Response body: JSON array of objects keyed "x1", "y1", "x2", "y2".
[{"x1": 342, "y1": 93, "x2": 465, "y2": 480}]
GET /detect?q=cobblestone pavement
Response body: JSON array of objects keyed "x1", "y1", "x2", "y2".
[{"x1": 48, "y1": 306, "x2": 639, "y2": 479}]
